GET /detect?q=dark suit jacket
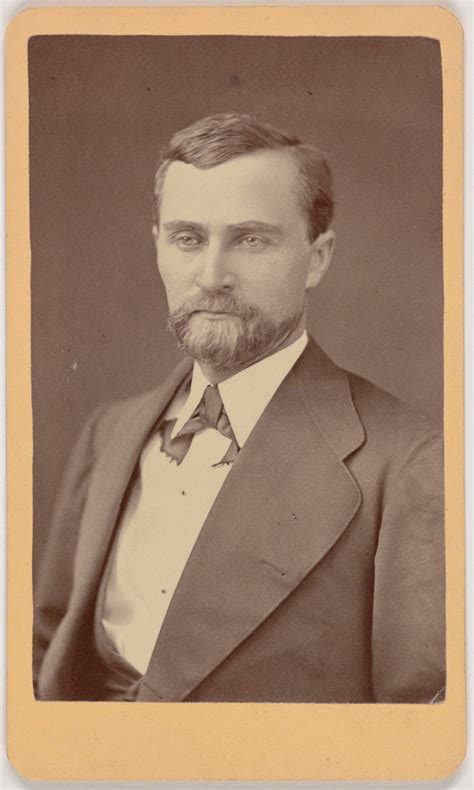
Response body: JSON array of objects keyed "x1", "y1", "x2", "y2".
[{"x1": 34, "y1": 338, "x2": 445, "y2": 703}]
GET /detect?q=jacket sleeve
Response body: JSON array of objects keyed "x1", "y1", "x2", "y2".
[
  {"x1": 371, "y1": 431, "x2": 445, "y2": 703},
  {"x1": 33, "y1": 406, "x2": 104, "y2": 692}
]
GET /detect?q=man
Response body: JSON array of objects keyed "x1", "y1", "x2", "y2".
[{"x1": 34, "y1": 112, "x2": 445, "y2": 703}]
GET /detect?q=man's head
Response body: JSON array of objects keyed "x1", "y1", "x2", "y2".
[{"x1": 153, "y1": 112, "x2": 335, "y2": 378}]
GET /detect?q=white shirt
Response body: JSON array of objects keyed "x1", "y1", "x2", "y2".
[{"x1": 102, "y1": 331, "x2": 308, "y2": 673}]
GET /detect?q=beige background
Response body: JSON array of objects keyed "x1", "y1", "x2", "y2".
[{"x1": 7, "y1": 5, "x2": 464, "y2": 782}]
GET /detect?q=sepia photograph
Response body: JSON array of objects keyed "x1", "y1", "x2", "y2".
[
  {"x1": 30, "y1": 33, "x2": 445, "y2": 704},
  {"x1": 6, "y1": 5, "x2": 464, "y2": 782}
]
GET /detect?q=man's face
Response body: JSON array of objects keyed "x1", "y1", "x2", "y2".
[{"x1": 155, "y1": 149, "x2": 333, "y2": 372}]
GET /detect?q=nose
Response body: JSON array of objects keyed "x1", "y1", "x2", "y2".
[{"x1": 195, "y1": 243, "x2": 236, "y2": 292}]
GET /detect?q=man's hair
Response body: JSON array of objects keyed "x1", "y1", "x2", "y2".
[{"x1": 153, "y1": 112, "x2": 334, "y2": 241}]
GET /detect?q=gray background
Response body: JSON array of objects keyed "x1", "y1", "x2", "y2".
[{"x1": 29, "y1": 35, "x2": 443, "y2": 572}]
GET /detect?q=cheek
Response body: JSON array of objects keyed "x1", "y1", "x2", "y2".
[
  {"x1": 242, "y1": 258, "x2": 305, "y2": 307},
  {"x1": 158, "y1": 259, "x2": 194, "y2": 300}
]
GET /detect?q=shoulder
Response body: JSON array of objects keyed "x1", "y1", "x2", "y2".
[
  {"x1": 299, "y1": 338, "x2": 442, "y2": 467},
  {"x1": 84, "y1": 387, "x2": 164, "y2": 457},
  {"x1": 344, "y1": 370, "x2": 443, "y2": 488},
  {"x1": 93, "y1": 387, "x2": 159, "y2": 428},
  {"x1": 83, "y1": 357, "x2": 193, "y2": 453},
  {"x1": 348, "y1": 370, "x2": 441, "y2": 442}
]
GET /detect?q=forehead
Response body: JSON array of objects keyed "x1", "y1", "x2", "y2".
[{"x1": 158, "y1": 149, "x2": 304, "y2": 227}]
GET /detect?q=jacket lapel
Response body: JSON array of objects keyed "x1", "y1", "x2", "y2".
[
  {"x1": 69, "y1": 358, "x2": 193, "y2": 616},
  {"x1": 140, "y1": 339, "x2": 366, "y2": 701}
]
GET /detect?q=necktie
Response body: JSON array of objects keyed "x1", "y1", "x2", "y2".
[{"x1": 160, "y1": 385, "x2": 239, "y2": 466}]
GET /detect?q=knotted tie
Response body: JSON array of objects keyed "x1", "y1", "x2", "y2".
[{"x1": 161, "y1": 385, "x2": 239, "y2": 466}]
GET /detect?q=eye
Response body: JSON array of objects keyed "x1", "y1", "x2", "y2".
[
  {"x1": 172, "y1": 233, "x2": 204, "y2": 250},
  {"x1": 236, "y1": 235, "x2": 266, "y2": 250}
]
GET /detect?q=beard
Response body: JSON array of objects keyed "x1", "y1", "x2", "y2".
[{"x1": 168, "y1": 293, "x2": 302, "y2": 372}]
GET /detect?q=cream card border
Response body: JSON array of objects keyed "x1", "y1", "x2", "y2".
[{"x1": 6, "y1": 5, "x2": 464, "y2": 781}]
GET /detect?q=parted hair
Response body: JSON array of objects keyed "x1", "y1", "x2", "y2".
[{"x1": 153, "y1": 112, "x2": 334, "y2": 241}]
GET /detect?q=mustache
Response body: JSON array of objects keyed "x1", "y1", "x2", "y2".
[{"x1": 169, "y1": 294, "x2": 257, "y2": 321}]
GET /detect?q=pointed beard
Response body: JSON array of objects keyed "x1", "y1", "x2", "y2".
[{"x1": 168, "y1": 294, "x2": 302, "y2": 371}]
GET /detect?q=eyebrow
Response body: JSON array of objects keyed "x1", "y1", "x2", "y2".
[
  {"x1": 162, "y1": 220, "x2": 283, "y2": 236},
  {"x1": 227, "y1": 221, "x2": 282, "y2": 236},
  {"x1": 163, "y1": 221, "x2": 205, "y2": 233}
]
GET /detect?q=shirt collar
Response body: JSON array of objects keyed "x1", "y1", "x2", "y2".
[
  {"x1": 169, "y1": 364, "x2": 212, "y2": 439},
  {"x1": 170, "y1": 331, "x2": 308, "y2": 446}
]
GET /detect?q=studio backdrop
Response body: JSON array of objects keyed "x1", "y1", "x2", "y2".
[{"x1": 29, "y1": 35, "x2": 443, "y2": 574}]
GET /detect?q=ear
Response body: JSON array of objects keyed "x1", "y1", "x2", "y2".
[
  {"x1": 152, "y1": 224, "x2": 159, "y2": 246},
  {"x1": 306, "y1": 230, "x2": 335, "y2": 290}
]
